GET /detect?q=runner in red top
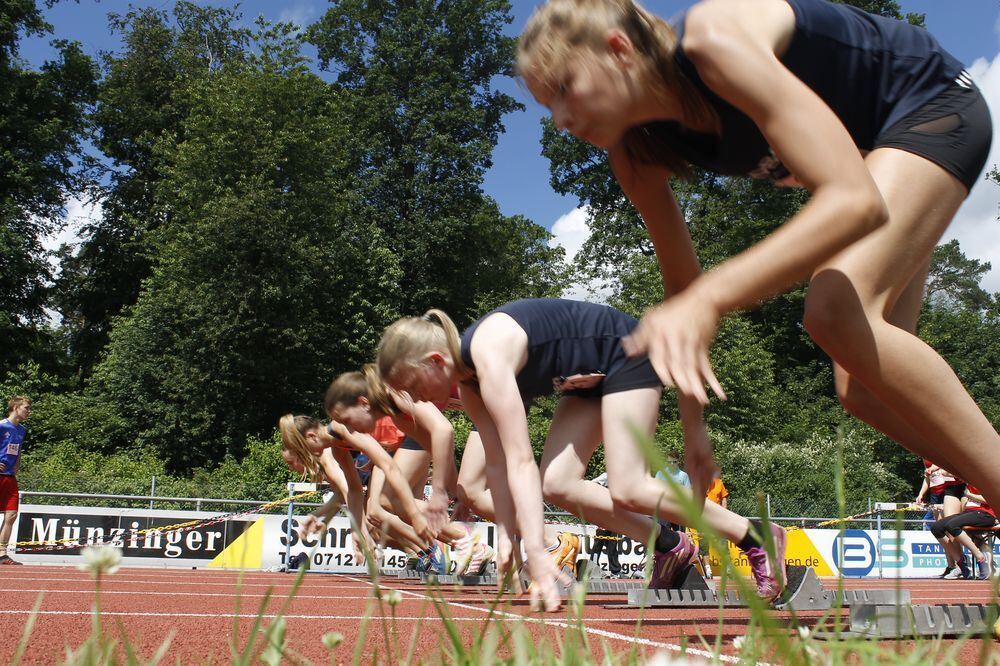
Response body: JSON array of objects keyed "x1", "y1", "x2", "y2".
[{"x1": 929, "y1": 484, "x2": 996, "y2": 580}]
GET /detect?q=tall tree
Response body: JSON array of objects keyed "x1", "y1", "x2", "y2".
[
  {"x1": 92, "y1": 23, "x2": 400, "y2": 470},
  {"x1": 54, "y1": 2, "x2": 252, "y2": 380},
  {"x1": 0, "y1": 0, "x2": 96, "y2": 374},
  {"x1": 307, "y1": 0, "x2": 564, "y2": 325}
]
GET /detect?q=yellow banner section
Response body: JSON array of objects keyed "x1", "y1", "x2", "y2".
[
  {"x1": 209, "y1": 518, "x2": 265, "y2": 569},
  {"x1": 705, "y1": 529, "x2": 834, "y2": 577}
]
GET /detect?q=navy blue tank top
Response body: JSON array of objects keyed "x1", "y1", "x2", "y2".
[
  {"x1": 629, "y1": 0, "x2": 965, "y2": 180},
  {"x1": 459, "y1": 299, "x2": 639, "y2": 401}
]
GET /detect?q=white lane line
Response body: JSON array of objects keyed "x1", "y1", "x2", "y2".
[
  {"x1": 342, "y1": 576, "x2": 745, "y2": 664},
  {"x1": 4, "y1": 588, "x2": 376, "y2": 600},
  {"x1": 0, "y1": 576, "x2": 368, "y2": 590}
]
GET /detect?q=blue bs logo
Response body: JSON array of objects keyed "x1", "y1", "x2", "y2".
[{"x1": 832, "y1": 530, "x2": 876, "y2": 577}]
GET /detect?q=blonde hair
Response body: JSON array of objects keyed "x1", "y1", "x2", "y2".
[
  {"x1": 323, "y1": 365, "x2": 396, "y2": 417},
  {"x1": 278, "y1": 414, "x2": 324, "y2": 481},
  {"x1": 376, "y1": 309, "x2": 473, "y2": 386},
  {"x1": 518, "y1": 0, "x2": 717, "y2": 175},
  {"x1": 7, "y1": 396, "x2": 30, "y2": 414}
]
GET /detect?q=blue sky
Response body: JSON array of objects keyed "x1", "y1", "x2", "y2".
[{"x1": 21, "y1": 0, "x2": 1000, "y2": 290}]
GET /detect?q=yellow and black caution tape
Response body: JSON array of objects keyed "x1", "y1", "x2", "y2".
[
  {"x1": 786, "y1": 503, "x2": 927, "y2": 532},
  {"x1": 15, "y1": 490, "x2": 320, "y2": 552}
]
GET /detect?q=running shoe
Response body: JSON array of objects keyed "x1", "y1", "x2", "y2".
[
  {"x1": 452, "y1": 528, "x2": 481, "y2": 576},
  {"x1": 649, "y1": 530, "x2": 698, "y2": 589},
  {"x1": 521, "y1": 532, "x2": 581, "y2": 589},
  {"x1": 938, "y1": 564, "x2": 957, "y2": 579},
  {"x1": 463, "y1": 542, "x2": 495, "y2": 577},
  {"x1": 976, "y1": 557, "x2": 990, "y2": 581},
  {"x1": 745, "y1": 523, "x2": 788, "y2": 602},
  {"x1": 958, "y1": 556, "x2": 973, "y2": 580},
  {"x1": 551, "y1": 532, "x2": 581, "y2": 579},
  {"x1": 0, "y1": 555, "x2": 21, "y2": 565},
  {"x1": 415, "y1": 543, "x2": 447, "y2": 575},
  {"x1": 942, "y1": 567, "x2": 962, "y2": 580}
]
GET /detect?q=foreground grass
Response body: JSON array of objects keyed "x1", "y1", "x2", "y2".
[{"x1": 15, "y1": 433, "x2": 1000, "y2": 664}]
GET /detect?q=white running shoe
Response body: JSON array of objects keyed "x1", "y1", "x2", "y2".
[
  {"x1": 463, "y1": 542, "x2": 495, "y2": 576},
  {"x1": 452, "y1": 529, "x2": 482, "y2": 576}
]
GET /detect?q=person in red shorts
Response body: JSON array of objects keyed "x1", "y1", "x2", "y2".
[{"x1": 0, "y1": 396, "x2": 30, "y2": 565}]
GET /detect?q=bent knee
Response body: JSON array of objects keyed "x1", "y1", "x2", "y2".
[
  {"x1": 609, "y1": 487, "x2": 645, "y2": 515},
  {"x1": 540, "y1": 476, "x2": 571, "y2": 506},
  {"x1": 802, "y1": 280, "x2": 877, "y2": 353}
]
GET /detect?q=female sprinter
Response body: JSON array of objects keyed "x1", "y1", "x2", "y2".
[
  {"x1": 280, "y1": 443, "x2": 372, "y2": 565},
  {"x1": 517, "y1": 0, "x2": 999, "y2": 511},
  {"x1": 280, "y1": 414, "x2": 435, "y2": 555},
  {"x1": 324, "y1": 367, "x2": 535, "y2": 577},
  {"x1": 376, "y1": 300, "x2": 785, "y2": 612},
  {"x1": 325, "y1": 366, "x2": 584, "y2": 580},
  {"x1": 915, "y1": 461, "x2": 967, "y2": 578},
  {"x1": 929, "y1": 485, "x2": 996, "y2": 580}
]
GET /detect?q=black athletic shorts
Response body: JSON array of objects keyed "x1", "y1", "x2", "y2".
[
  {"x1": 876, "y1": 74, "x2": 992, "y2": 191},
  {"x1": 399, "y1": 436, "x2": 423, "y2": 452},
  {"x1": 564, "y1": 352, "x2": 662, "y2": 399},
  {"x1": 926, "y1": 483, "x2": 966, "y2": 504}
]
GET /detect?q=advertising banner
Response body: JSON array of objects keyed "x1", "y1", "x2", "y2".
[{"x1": 12, "y1": 504, "x2": 995, "y2": 578}]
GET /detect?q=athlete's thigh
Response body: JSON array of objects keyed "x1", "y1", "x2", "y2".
[
  {"x1": 393, "y1": 447, "x2": 432, "y2": 497},
  {"x1": 539, "y1": 396, "x2": 603, "y2": 481},
  {"x1": 599, "y1": 388, "x2": 661, "y2": 487},
  {"x1": 811, "y1": 147, "x2": 968, "y2": 314},
  {"x1": 942, "y1": 493, "x2": 963, "y2": 518},
  {"x1": 458, "y1": 430, "x2": 488, "y2": 491}
]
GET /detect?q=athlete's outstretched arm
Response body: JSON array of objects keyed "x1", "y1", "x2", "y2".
[
  {"x1": 624, "y1": 0, "x2": 886, "y2": 404},
  {"x1": 391, "y1": 392, "x2": 460, "y2": 532},
  {"x1": 329, "y1": 421, "x2": 433, "y2": 545}
]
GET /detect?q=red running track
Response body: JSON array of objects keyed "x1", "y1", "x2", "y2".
[{"x1": 0, "y1": 566, "x2": 997, "y2": 664}]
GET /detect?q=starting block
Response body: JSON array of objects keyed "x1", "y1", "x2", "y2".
[
  {"x1": 624, "y1": 566, "x2": 907, "y2": 612},
  {"x1": 821, "y1": 603, "x2": 1000, "y2": 639},
  {"x1": 395, "y1": 569, "x2": 422, "y2": 580},
  {"x1": 580, "y1": 579, "x2": 646, "y2": 594},
  {"x1": 418, "y1": 572, "x2": 499, "y2": 586}
]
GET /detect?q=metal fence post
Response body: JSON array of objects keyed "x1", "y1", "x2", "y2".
[
  {"x1": 149, "y1": 476, "x2": 156, "y2": 510},
  {"x1": 766, "y1": 493, "x2": 771, "y2": 518}
]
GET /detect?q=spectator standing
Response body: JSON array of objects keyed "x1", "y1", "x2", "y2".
[
  {"x1": 0, "y1": 396, "x2": 30, "y2": 565},
  {"x1": 706, "y1": 472, "x2": 729, "y2": 511},
  {"x1": 655, "y1": 456, "x2": 691, "y2": 534}
]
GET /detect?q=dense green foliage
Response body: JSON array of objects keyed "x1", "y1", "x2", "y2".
[{"x1": 0, "y1": 0, "x2": 996, "y2": 513}]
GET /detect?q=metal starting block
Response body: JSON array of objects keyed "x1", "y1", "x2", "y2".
[
  {"x1": 625, "y1": 566, "x2": 910, "y2": 612},
  {"x1": 418, "y1": 572, "x2": 499, "y2": 586},
  {"x1": 822, "y1": 603, "x2": 1000, "y2": 639},
  {"x1": 580, "y1": 579, "x2": 646, "y2": 594},
  {"x1": 832, "y1": 588, "x2": 911, "y2": 606},
  {"x1": 395, "y1": 569, "x2": 422, "y2": 580}
]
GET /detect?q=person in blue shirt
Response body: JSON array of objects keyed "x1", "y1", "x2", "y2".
[
  {"x1": 0, "y1": 396, "x2": 31, "y2": 565},
  {"x1": 655, "y1": 455, "x2": 691, "y2": 489}
]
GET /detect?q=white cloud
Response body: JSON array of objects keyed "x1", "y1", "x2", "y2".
[
  {"x1": 549, "y1": 205, "x2": 590, "y2": 264},
  {"x1": 278, "y1": 5, "x2": 317, "y2": 33},
  {"x1": 548, "y1": 204, "x2": 616, "y2": 302},
  {"x1": 42, "y1": 195, "x2": 100, "y2": 267},
  {"x1": 944, "y1": 52, "x2": 1000, "y2": 294}
]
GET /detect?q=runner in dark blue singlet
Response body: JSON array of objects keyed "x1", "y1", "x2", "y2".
[
  {"x1": 517, "y1": 0, "x2": 1000, "y2": 547},
  {"x1": 377, "y1": 299, "x2": 785, "y2": 612}
]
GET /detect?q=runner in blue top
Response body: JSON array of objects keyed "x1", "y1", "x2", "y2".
[
  {"x1": 0, "y1": 396, "x2": 30, "y2": 565},
  {"x1": 377, "y1": 299, "x2": 785, "y2": 612},
  {"x1": 517, "y1": 0, "x2": 999, "y2": 521}
]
